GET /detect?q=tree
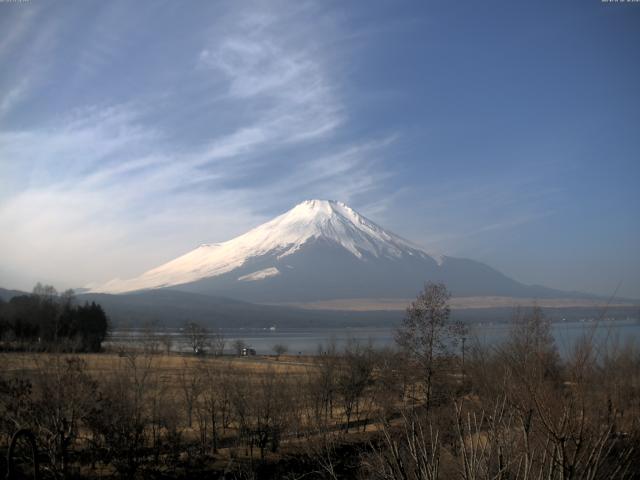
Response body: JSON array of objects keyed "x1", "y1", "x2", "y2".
[
  {"x1": 272, "y1": 343, "x2": 288, "y2": 360},
  {"x1": 85, "y1": 352, "x2": 156, "y2": 478},
  {"x1": 504, "y1": 305, "x2": 560, "y2": 382},
  {"x1": 315, "y1": 340, "x2": 339, "y2": 425},
  {"x1": 177, "y1": 360, "x2": 201, "y2": 428},
  {"x1": 395, "y1": 282, "x2": 464, "y2": 408},
  {"x1": 232, "y1": 339, "x2": 246, "y2": 356},
  {"x1": 195, "y1": 362, "x2": 233, "y2": 453},
  {"x1": 72, "y1": 302, "x2": 109, "y2": 352},
  {"x1": 31, "y1": 356, "x2": 96, "y2": 477},
  {"x1": 140, "y1": 321, "x2": 161, "y2": 354},
  {"x1": 243, "y1": 368, "x2": 291, "y2": 460},
  {"x1": 337, "y1": 340, "x2": 374, "y2": 432},
  {"x1": 211, "y1": 329, "x2": 226, "y2": 356},
  {"x1": 183, "y1": 321, "x2": 209, "y2": 354},
  {"x1": 32, "y1": 284, "x2": 60, "y2": 345},
  {"x1": 159, "y1": 328, "x2": 173, "y2": 355},
  {"x1": 498, "y1": 305, "x2": 562, "y2": 427}
]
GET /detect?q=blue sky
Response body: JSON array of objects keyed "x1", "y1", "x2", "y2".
[{"x1": 0, "y1": 0, "x2": 638, "y2": 298}]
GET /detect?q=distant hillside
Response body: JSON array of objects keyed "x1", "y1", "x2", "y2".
[
  {"x1": 77, "y1": 289, "x2": 401, "y2": 328},
  {"x1": 78, "y1": 289, "x2": 639, "y2": 329},
  {"x1": 0, "y1": 287, "x2": 27, "y2": 302}
]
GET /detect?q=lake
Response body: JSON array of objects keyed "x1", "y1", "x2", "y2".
[{"x1": 107, "y1": 318, "x2": 640, "y2": 357}]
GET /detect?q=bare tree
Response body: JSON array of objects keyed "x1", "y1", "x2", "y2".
[
  {"x1": 365, "y1": 409, "x2": 441, "y2": 480},
  {"x1": 504, "y1": 305, "x2": 560, "y2": 383},
  {"x1": 141, "y1": 321, "x2": 161, "y2": 354},
  {"x1": 396, "y1": 282, "x2": 464, "y2": 408},
  {"x1": 232, "y1": 339, "x2": 246, "y2": 356},
  {"x1": 183, "y1": 321, "x2": 210, "y2": 354},
  {"x1": 372, "y1": 348, "x2": 409, "y2": 422},
  {"x1": 300, "y1": 427, "x2": 343, "y2": 480},
  {"x1": 29, "y1": 356, "x2": 96, "y2": 478},
  {"x1": 273, "y1": 343, "x2": 288, "y2": 360},
  {"x1": 228, "y1": 371, "x2": 252, "y2": 456},
  {"x1": 84, "y1": 351, "x2": 156, "y2": 479},
  {"x1": 211, "y1": 328, "x2": 226, "y2": 356},
  {"x1": 337, "y1": 340, "x2": 374, "y2": 432},
  {"x1": 159, "y1": 329, "x2": 173, "y2": 355},
  {"x1": 177, "y1": 360, "x2": 202, "y2": 428},
  {"x1": 307, "y1": 339, "x2": 339, "y2": 429},
  {"x1": 249, "y1": 368, "x2": 292, "y2": 459},
  {"x1": 196, "y1": 360, "x2": 234, "y2": 454}
]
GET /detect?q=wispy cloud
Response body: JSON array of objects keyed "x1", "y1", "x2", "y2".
[
  {"x1": 197, "y1": 7, "x2": 343, "y2": 154},
  {"x1": 0, "y1": 2, "x2": 391, "y2": 289},
  {"x1": 0, "y1": 4, "x2": 62, "y2": 124},
  {"x1": 0, "y1": 6, "x2": 38, "y2": 61},
  {"x1": 0, "y1": 78, "x2": 29, "y2": 119}
]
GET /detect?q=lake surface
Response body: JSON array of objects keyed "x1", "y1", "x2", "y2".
[{"x1": 107, "y1": 319, "x2": 640, "y2": 357}]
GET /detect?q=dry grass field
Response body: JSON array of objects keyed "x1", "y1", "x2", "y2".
[
  {"x1": 0, "y1": 347, "x2": 406, "y2": 478},
  {"x1": 0, "y1": 351, "x2": 312, "y2": 378}
]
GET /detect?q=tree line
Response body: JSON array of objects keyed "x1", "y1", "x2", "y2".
[{"x1": 0, "y1": 284, "x2": 109, "y2": 352}]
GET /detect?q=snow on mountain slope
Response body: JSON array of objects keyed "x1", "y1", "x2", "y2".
[
  {"x1": 238, "y1": 267, "x2": 280, "y2": 282},
  {"x1": 94, "y1": 200, "x2": 440, "y2": 294}
]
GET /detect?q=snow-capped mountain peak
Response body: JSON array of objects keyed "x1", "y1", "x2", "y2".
[
  {"x1": 241, "y1": 199, "x2": 424, "y2": 260},
  {"x1": 93, "y1": 200, "x2": 437, "y2": 294}
]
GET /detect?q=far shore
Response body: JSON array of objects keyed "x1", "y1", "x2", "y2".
[{"x1": 268, "y1": 295, "x2": 639, "y2": 311}]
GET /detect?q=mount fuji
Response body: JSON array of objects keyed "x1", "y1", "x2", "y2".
[{"x1": 92, "y1": 200, "x2": 574, "y2": 304}]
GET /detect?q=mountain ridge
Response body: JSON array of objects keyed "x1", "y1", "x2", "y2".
[{"x1": 89, "y1": 200, "x2": 605, "y2": 303}]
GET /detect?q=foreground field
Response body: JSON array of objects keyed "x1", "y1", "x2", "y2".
[
  {"x1": 0, "y1": 347, "x2": 416, "y2": 479},
  {"x1": 2, "y1": 311, "x2": 640, "y2": 479}
]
